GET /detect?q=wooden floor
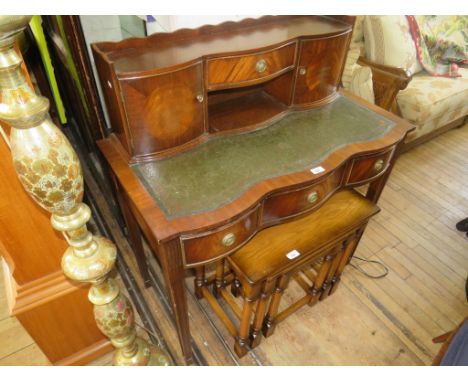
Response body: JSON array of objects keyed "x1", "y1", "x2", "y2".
[{"x1": 1, "y1": 123, "x2": 467, "y2": 365}]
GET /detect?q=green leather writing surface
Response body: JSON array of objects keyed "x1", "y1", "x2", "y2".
[{"x1": 132, "y1": 96, "x2": 394, "y2": 219}]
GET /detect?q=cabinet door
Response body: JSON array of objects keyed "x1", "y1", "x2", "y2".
[
  {"x1": 294, "y1": 33, "x2": 350, "y2": 106},
  {"x1": 119, "y1": 62, "x2": 205, "y2": 159}
]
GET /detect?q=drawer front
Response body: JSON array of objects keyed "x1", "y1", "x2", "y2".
[
  {"x1": 181, "y1": 207, "x2": 260, "y2": 267},
  {"x1": 346, "y1": 149, "x2": 395, "y2": 185},
  {"x1": 206, "y1": 43, "x2": 296, "y2": 89},
  {"x1": 262, "y1": 168, "x2": 343, "y2": 224}
]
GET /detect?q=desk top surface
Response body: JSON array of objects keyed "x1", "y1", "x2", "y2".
[{"x1": 132, "y1": 96, "x2": 394, "y2": 220}]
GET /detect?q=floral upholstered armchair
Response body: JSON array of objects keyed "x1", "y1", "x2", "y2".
[{"x1": 343, "y1": 16, "x2": 468, "y2": 149}]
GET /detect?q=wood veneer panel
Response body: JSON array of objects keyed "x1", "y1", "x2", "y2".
[
  {"x1": 182, "y1": 206, "x2": 260, "y2": 267},
  {"x1": 119, "y1": 63, "x2": 205, "y2": 158},
  {"x1": 262, "y1": 167, "x2": 343, "y2": 223},
  {"x1": 294, "y1": 33, "x2": 350, "y2": 105},
  {"x1": 206, "y1": 42, "x2": 296, "y2": 90}
]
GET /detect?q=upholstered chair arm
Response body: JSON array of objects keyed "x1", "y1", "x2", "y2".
[{"x1": 358, "y1": 56, "x2": 413, "y2": 113}]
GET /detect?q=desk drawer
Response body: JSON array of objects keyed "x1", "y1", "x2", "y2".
[
  {"x1": 262, "y1": 169, "x2": 343, "y2": 224},
  {"x1": 206, "y1": 43, "x2": 296, "y2": 89},
  {"x1": 181, "y1": 207, "x2": 260, "y2": 267},
  {"x1": 346, "y1": 149, "x2": 394, "y2": 186}
]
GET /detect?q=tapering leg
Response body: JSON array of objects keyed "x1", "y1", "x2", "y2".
[
  {"x1": 159, "y1": 240, "x2": 194, "y2": 365},
  {"x1": 263, "y1": 275, "x2": 290, "y2": 338},
  {"x1": 114, "y1": 180, "x2": 151, "y2": 288},
  {"x1": 366, "y1": 151, "x2": 397, "y2": 203}
]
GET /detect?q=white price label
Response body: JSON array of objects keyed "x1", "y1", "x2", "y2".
[
  {"x1": 286, "y1": 249, "x2": 301, "y2": 260},
  {"x1": 310, "y1": 166, "x2": 325, "y2": 175}
]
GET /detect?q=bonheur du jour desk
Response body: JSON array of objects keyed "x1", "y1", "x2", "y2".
[{"x1": 92, "y1": 16, "x2": 413, "y2": 363}]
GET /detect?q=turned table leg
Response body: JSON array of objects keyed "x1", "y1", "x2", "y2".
[
  {"x1": 231, "y1": 277, "x2": 241, "y2": 298},
  {"x1": 320, "y1": 245, "x2": 343, "y2": 300},
  {"x1": 250, "y1": 279, "x2": 275, "y2": 348},
  {"x1": 235, "y1": 297, "x2": 254, "y2": 357},
  {"x1": 213, "y1": 259, "x2": 225, "y2": 298},
  {"x1": 308, "y1": 252, "x2": 333, "y2": 306},
  {"x1": 263, "y1": 275, "x2": 290, "y2": 338},
  {"x1": 329, "y1": 234, "x2": 360, "y2": 295},
  {"x1": 194, "y1": 266, "x2": 206, "y2": 299}
]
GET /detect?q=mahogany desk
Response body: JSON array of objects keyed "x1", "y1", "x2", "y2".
[
  {"x1": 93, "y1": 16, "x2": 413, "y2": 363},
  {"x1": 97, "y1": 92, "x2": 412, "y2": 363}
]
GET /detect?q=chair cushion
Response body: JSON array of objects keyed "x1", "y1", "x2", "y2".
[
  {"x1": 352, "y1": 16, "x2": 365, "y2": 44},
  {"x1": 341, "y1": 46, "x2": 361, "y2": 89},
  {"x1": 363, "y1": 16, "x2": 422, "y2": 75},
  {"x1": 342, "y1": 16, "x2": 367, "y2": 89},
  {"x1": 397, "y1": 68, "x2": 468, "y2": 142},
  {"x1": 349, "y1": 65, "x2": 375, "y2": 104}
]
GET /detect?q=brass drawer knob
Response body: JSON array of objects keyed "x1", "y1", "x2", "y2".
[
  {"x1": 307, "y1": 191, "x2": 319, "y2": 204},
  {"x1": 374, "y1": 159, "x2": 385, "y2": 172},
  {"x1": 196, "y1": 94, "x2": 204, "y2": 103},
  {"x1": 299, "y1": 67, "x2": 306, "y2": 76},
  {"x1": 255, "y1": 59, "x2": 267, "y2": 73},
  {"x1": 222, "y1": 233, "x2": 236, "y2": 247}
]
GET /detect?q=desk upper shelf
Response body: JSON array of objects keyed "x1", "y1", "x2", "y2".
[{"x1": 92, "y1": 16, "x2": 354, "y2": 163}]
